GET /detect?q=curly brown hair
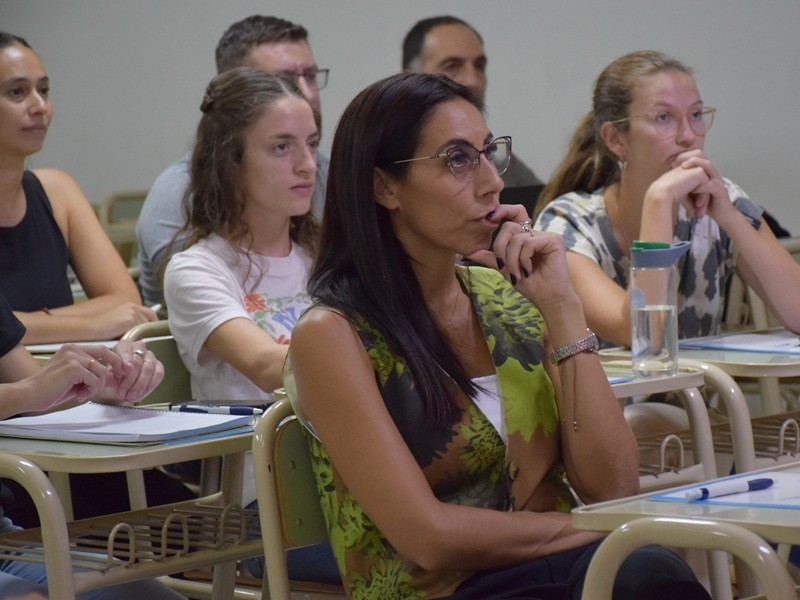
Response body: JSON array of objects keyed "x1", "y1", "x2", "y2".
[{"x1": 171, "y1": 67, "x2": 320, "y2": 292}]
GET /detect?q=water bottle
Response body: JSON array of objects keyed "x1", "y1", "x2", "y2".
[{"x1": 629, "y1": 241, "x2": 690, "y2": 377}]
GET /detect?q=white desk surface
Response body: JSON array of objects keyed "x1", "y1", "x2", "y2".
[
  {"x1": 26, "y1": 340, "x2": 117, "y2": 355},
  {"x1": 572, "y1": 459, "x2": 800, "y2": 545},
  {"x1": 605, "y1": 365, "x2": 704, "y2": 399},
  {"x1": 0, "y1": 368, "x2": 695, "y2": 471},
  {"x1": 601, "y1": 333, "x2": 800, "y2": 416},
  {"x1": 600, "y1": 330, "x2": 800, "y2": 379},
  {"x1": 0, "y1": 429, "x2": 252, "y2": 474},
  {"x1": 0, "y1": 424, "x2": 253, "y2": 598},
  {"x1": 677, "y1": 347, "x2": 800, "y2": 378}
]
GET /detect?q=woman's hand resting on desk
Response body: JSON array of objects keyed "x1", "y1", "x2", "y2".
[
  {"x1": 24, "y1": 341, "x2": 163, "y2": 413},
  {"x1": 22, "y1": 303, "x2": 159, "y2": 346},
  {"x1": 89, "y1": 303, "x2": 159, "y2": 340}
]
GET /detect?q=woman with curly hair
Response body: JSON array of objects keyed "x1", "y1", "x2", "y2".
[
  {"x1": 163, "y1": 67, "x2": 339, "y2": 585},
  {"x1": 164, "y1": 67, "x2": 319, "y2": 404}
]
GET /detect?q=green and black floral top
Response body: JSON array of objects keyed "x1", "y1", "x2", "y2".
[{"x1": 283, "y1": 266, "x2": 574, "y2": 599}]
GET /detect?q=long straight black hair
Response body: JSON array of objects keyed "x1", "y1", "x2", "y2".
[{"x1": 309, "y1": 72, "x2": 483, "y2": 429}]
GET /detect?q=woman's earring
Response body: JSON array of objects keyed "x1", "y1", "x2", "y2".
[{"x1": 617, "y1": 159, "x2": 628, "y2": 171}]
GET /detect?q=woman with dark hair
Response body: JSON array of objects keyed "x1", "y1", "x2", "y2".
[
  {"x1": 0, "y1": 30, "x2": 194, "y2": 527},
  {"x1": 163, "y1": 67, "x2": 339, "y2": 584},
  {"x1": 0, "y1": 32, "x2": 157, "y2": 344},
  {"x1": 284, "y1": 72, "x2": 709, "y2": 599},
  {"x1": 534, "y1": 50, "x2": 800, "y2": 347},
  {"x1": 164, "y1": 67, "x2": 319, "y2": 404}
]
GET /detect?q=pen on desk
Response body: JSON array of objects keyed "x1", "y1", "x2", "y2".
[
  {"x1": 169, "y1": 404, "x2": 263, "y2": 416},
  {"x1": 685, "y1": 477, "x2": 774, "y2": 501},
  {"x1": 776, "y1": 338, "x2": 800, "y2": 347}
]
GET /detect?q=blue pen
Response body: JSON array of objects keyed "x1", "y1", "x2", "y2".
[
  {"x1": 685, "y1": 477, "x2": 774, "y2": 501},
  {"x1": 169, "y1": 404, "x2": 263, "y2": 416}
]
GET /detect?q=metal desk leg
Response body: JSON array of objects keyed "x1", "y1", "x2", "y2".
[
  {"x1": 126, "y1": 469, "x2": 148, "y2": 510},
  {"x1": 0, "y1": 456, "x2": 76, "y2": 600},
  {"x1": 201, "y1": 455, "x2": 223, "y2": 496},
  {"x1": 212, "y1": 451, "x2": 245, "y2": 599},
  {"x1": 758, "y1": 376, "x2": 784, "y2": 416},
  {"x1": 678, "y1": 387, "x2": 717, "y2": 481},
  {"x1": 48, "y1": 471, "x2": 74, "y2": 521}
]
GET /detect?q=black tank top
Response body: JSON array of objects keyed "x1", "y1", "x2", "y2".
[{"x1": 0, "y1": 171, "x2": 73, "y2": 312}]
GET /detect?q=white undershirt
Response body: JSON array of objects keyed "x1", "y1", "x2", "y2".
[{"x1": 472, "y1": 374, "x2": 505, "y2": 443}]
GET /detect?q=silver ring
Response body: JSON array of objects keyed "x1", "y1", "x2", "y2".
[
  {"x1": 133, "y1": 349, "x2": 145, "y2": 358},
  {"x1": 519, "y1": 219, "x2": 533, "y2": 234}
]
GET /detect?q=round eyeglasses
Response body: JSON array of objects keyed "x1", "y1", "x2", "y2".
[
  {"x1": 276, "y1": 68, "x2": 330, "y2": 91},
  {"x1": 393, "y1": 136, "x2": 512, "y2": 183},
  {"x1": 612, "y1": 107, "x2": 716, "y2": 139}
]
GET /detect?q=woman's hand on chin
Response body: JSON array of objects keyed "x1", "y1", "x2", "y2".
[
  {"x1": 461, "y1": 204, "x2": 530, "y2": 269},
  {"x1": 493, "y1": 224, "x2": 577, "y2": 310}
]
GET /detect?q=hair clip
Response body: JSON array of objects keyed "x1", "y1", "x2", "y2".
[{"x1": 200, "y1": 95, "x2": 214, "y2": 113}]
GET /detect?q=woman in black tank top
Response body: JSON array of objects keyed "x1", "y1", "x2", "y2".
[{"x1": 0, "y1": 33, "x2": 158, "y2": 345}]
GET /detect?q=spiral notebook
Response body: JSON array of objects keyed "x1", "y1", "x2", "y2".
[{"x1": 0, "y1": 402, "x2": 254, "y2": 445}]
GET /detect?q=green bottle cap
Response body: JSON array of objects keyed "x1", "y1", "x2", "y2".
[
  {"x1": 631, "y1": 240, "x2": 671, "y2": 250},
  {"x1": 630, "y1": 240, "x2": 691, "y2": 268}
]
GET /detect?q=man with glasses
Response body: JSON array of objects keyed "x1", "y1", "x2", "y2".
[
  {"x1": 136, "y1": 15, "x2": 330, "y2": 307},
  {"x1": 401, "y1": 16, "x2": 542, "y2": 190}
]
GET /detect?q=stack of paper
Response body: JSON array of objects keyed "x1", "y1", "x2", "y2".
[{"x1": 0, "y1": 402, "x2": 253, "y2": 444}]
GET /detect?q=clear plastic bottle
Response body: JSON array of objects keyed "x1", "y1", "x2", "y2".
[{"x1": 629, "y1": 241, "x2": 690, "y2": 377}]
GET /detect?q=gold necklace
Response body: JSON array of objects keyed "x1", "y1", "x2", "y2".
[
  {"x1": 445, "y1": 286, "x2": 462, "y2": 326},
  {"x1": 433, "y1": 281, "x2": 463, "y2": 327}
]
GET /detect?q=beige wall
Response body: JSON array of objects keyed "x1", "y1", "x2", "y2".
[{"x1": 6, "y1": 0, "x2": 800, "y2": 231}]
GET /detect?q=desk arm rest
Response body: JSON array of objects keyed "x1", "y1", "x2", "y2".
[{"x1": 581, "y1": 516, "x2": 794, "y2": 600}]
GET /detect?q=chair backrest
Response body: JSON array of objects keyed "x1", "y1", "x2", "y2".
[
  {"x1": 722, "y1": 272, "x2": 752, "y2": 331},
  {"x1": 122, "y1": 320, "x2": 191, "y2": 404},
  {"x1": 253, "y1": 398, "x2": 331, "y2": 600},
  {"x1": 122, "y1": 320, "x2": 170, "y2": 341},
  {"x1": 727, "y1": 236, "x2": 800, "y2": 331},
  {"x1": 97, "y1": 189, "x2": 148, "y2": 266}
]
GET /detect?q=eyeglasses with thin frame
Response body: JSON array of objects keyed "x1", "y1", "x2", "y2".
[
  {"x1": 612, "y1": 107, "x2": 716, "y2": 138},
  {"x1": 392, "y1": 136, "x2": 512, "y2": 183},
  {"x1": 276, "y1": 68, "x2": 330, "y2": 90}
]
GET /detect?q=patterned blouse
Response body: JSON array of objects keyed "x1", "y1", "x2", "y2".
[
  {"x1": 283, "y1": 266, "x2": 574, "y2": 599},
  {"x1": 534, "y1": 179, "x2": 763, "y2": 341}
]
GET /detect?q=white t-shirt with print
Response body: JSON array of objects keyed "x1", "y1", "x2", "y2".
[{"x1": 164, "y1": 233, "x2": 312, "y2": 402}]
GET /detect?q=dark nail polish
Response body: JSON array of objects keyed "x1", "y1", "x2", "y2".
[
  {"x1": 496, "y1": 257, "x2": 505, "y2": 270},
  {"x1": 510, "y1": 273, "x2": 517, "y2": 286},
  {"x1": 522, "y1": 267, "x2": 529, "y2": 278}
]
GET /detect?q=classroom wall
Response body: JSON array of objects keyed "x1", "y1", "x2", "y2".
[{"x1": 6, "y1": 1, "x2": 800, "y2": 232}]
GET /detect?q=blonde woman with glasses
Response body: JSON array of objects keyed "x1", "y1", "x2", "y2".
[{"x1": 534, "y1": 50, "x2": 800, "y2": 348}]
